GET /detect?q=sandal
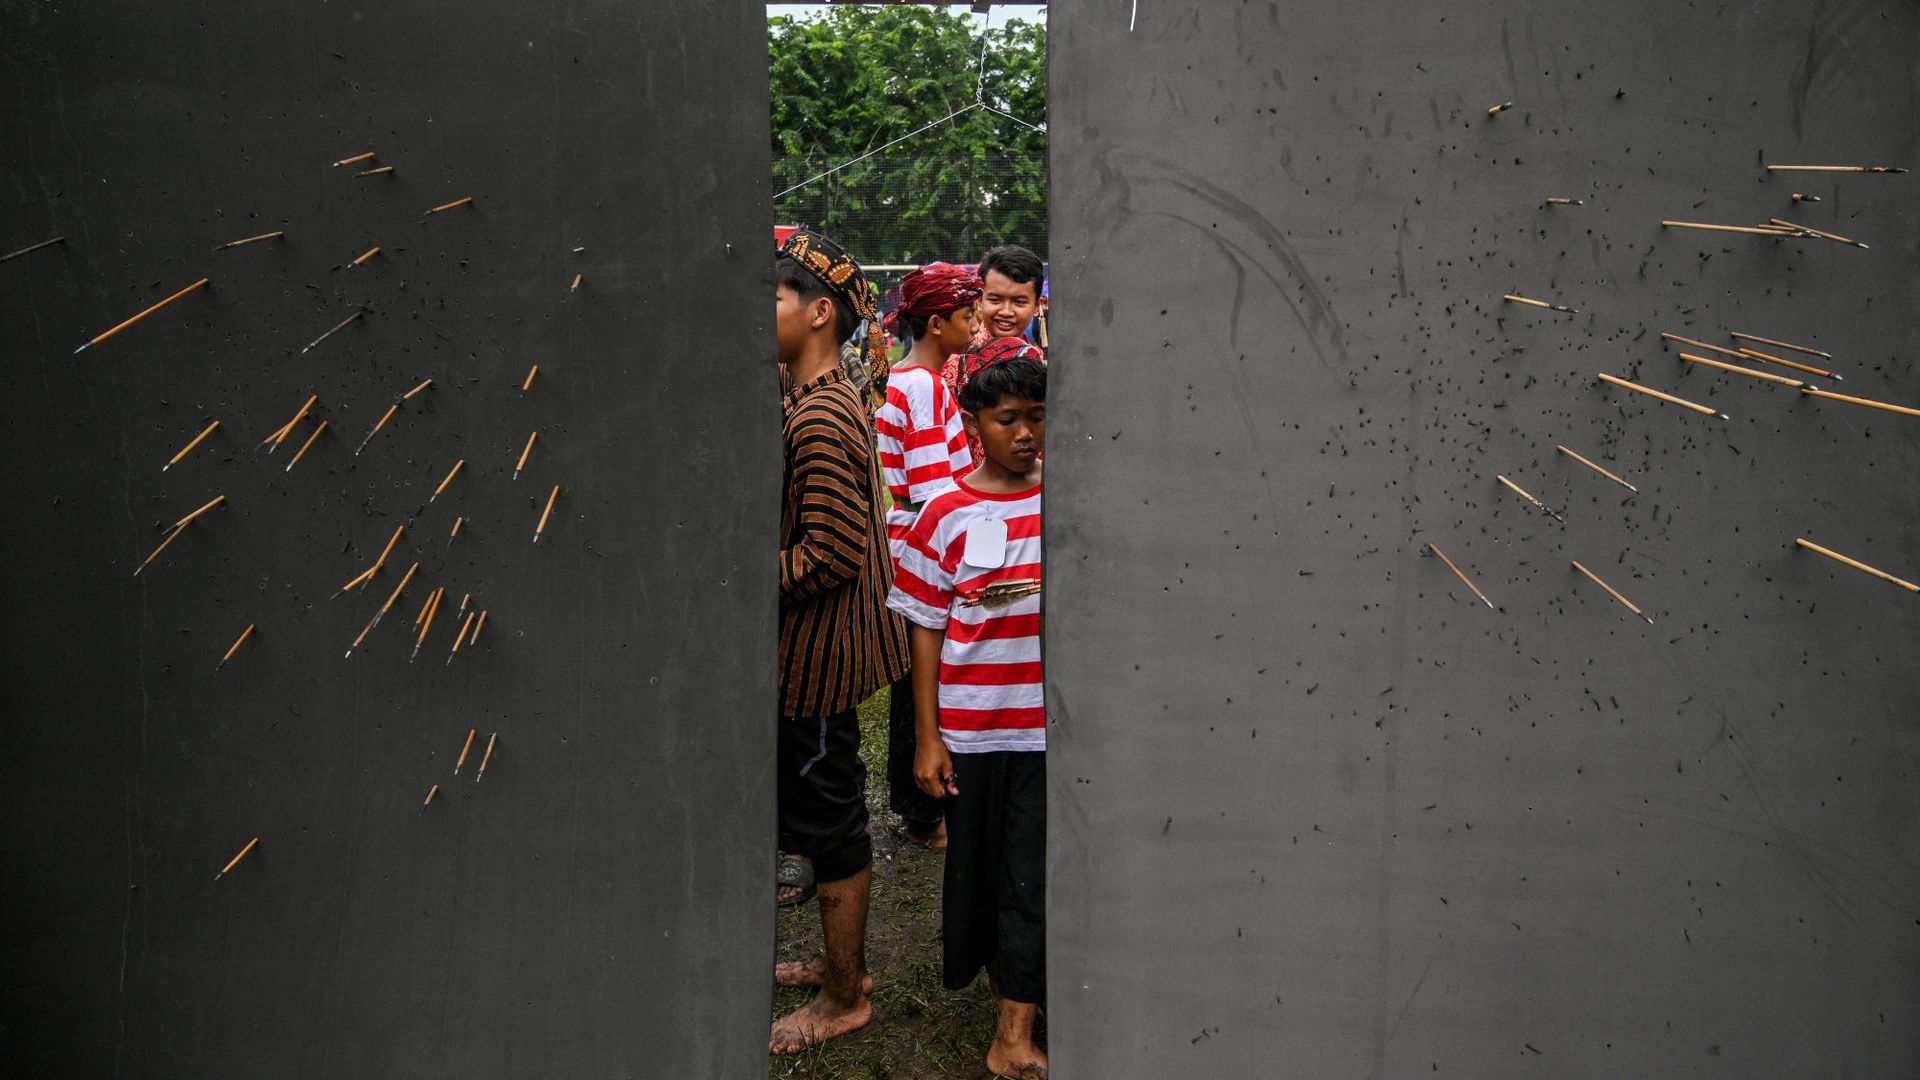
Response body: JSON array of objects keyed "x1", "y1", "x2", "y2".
[{"x1": 775, "y1": 854, "x2": 815, "y2": 908}]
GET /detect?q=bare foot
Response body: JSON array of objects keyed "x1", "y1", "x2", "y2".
[
  {"x1": 986, "y1": 995, "x2": 1046, "y2": 1077},
  {"x1": 774, "y1": 958, "x2": 874, "y2": 994},
  {"x1": 904, "y1": 820, "x2": 948, "y2": 849},
  {"x1": 985, "y1": 1043, "x2": 1048, "y2": 1079},
  {"x1": 769, "y1": 991, "x2": 872, "y2": 1054}
]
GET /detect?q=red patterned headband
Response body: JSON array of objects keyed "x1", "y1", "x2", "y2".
[
  {"x1": 883, "y1": 262, "x2": 984, "y2": 336},
  {"x1": 957, "y1": 335, "x2": 1045, "y2": 400}
]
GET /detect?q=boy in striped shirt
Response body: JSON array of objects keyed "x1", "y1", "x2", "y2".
[
  {"x1": 770, "y1": 230, "x2": 908, "y2": 1055},
  {"x1": 874, "y1": 262, "x2": 981, "y2": 848},
  {"x1": 887, "y1": 354, "x2": 1048, "y2": 1080}
]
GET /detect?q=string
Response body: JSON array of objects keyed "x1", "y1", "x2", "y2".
[
  {"x1": 774, "y1": 104, "x2": 984, "y2": 199},
  {"x1": 981, "y1": 103, "x2": 1043, "y2": 132},
  {"x1": 975, "y1": 5, "x2": 994, "y2": 101}
]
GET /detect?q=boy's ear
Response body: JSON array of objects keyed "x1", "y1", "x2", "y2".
[
  {"x1": 1036, "y1": 292, "x2": 1049, "y2": 314},
  {"x1": 809, "y1": 296, "x2": 833, "y2": 332},
  {"x1": 960, "y1": 409, "x2": 980, "y2": 438}
]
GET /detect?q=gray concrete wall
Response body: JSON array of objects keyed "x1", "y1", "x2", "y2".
[
  {"x1": 1046, "y1": 2, "x2": 1919, "y2": 1076},
  {"x1": 0, "y1": 2, "x2": 776, "y2": 1074}
]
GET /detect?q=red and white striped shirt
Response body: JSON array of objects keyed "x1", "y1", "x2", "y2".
[
  {"x1": 873, "y1": 364, "x2": 970, "y2": 552},
  {"x1": 886, "y1": 479, "x2": 1043, "y2": 754}
]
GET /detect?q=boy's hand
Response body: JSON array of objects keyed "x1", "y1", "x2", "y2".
[{"x1": 915, "y1": 741, "x2": 959, "y2": 799}]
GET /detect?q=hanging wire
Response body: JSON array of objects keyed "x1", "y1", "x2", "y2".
[
  {"x1": 773, "y1": 103, "x2": 985, "y2": 200},
  {"x1": 975, "y1": 6, "x2": 994, "y2": 102},
  {"x1": 981, "y1": 103, "x2": 1043, "y2": 132},
  {"x1": 774, "y1": 4, "x2": 1042, "y2": 201}
]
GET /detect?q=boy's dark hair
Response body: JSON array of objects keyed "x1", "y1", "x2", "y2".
[
  {"x1": 775, "y1": 255, "x2": 861, "y2": 345},
  {"x1": 960, "y1": 357, "x2": 1047, "y2": 414},
  {"x1": 978, "y1": 245, "x2": 1045, "y2": 289},
  {"x1": 902, "y1": 312, "x2": 932, "y2": 342}
]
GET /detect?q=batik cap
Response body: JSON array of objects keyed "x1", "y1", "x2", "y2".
[
  {"x1": 780, "y1": 228, "x2": 889, "y2": 411},
  {"x1": 779, "y1": 229, "x2": 879, "y2": 323}
]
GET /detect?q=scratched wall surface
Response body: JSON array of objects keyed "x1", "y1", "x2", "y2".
[
  {"x1": 0, "y1": 2, "x2": 775, "y2": 1075},
  {"x1": 1047, "y1": 2, "x2": 1918, "y2": 1076}
]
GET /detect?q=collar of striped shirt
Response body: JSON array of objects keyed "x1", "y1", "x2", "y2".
[{"x1": 783, "y1": 366, "x2": 846, "y2": 413}]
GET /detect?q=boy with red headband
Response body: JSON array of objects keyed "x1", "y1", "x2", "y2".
[
  {"x1": 950, "y1": 335, "x2": 1045, "y2": 471},
  {"x1": 874, "y1": 262, "x2": 982, "y2": 847}
]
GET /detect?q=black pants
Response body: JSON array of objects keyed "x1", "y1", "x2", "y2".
[
  {"x1": 942, "y1": 749, "x2": 1046, "y2": 1003},
  {"x1": 887, "y1": 676, "x2": 945, "y2": 831},
  {"x1": 776, "y1": 710, "x2": 871, "y2": 884}
]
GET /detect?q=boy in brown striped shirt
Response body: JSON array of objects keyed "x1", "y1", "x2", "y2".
[{"x1": 769, "y1": 230, "x2": 909, "y2": 1055}]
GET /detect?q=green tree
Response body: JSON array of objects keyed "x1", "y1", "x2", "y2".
[{"x1": 770, "y1": 6, "x2": 1047, "y2": 266}]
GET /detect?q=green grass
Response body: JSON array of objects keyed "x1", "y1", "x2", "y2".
[{"x1": 769, "y1": 686, "x2": 1004, "y2": 1079}]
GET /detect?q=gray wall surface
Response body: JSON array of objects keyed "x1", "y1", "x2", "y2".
[
  {"x1": 1047, "y1": 2, "x2": 1918, "y2": 1076},
  {"x1": 0, "y1": 2, "x2": 776, "y2": 1075}
]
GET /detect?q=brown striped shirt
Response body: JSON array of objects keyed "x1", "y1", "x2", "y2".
[{"x1": 779, "y1": 367, "x2": 910, "y2": 717}]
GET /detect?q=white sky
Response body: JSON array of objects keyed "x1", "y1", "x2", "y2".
[{"x1": 767, "y1": 4, "x2": 1042, "y2": 26}]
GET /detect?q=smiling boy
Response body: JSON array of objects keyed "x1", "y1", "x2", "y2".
[
  {"x1": 976, "y1": 244, "x2": 1047, "y2": 343},
  {"x1": 943, "y1": 244, "x2": 1048, "y2": 466}
]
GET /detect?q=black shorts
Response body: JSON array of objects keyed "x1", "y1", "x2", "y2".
[
  {"x1": 942, "y1": 749, "x2": 1046, "y2": 1003},
  {"x1": 777, "y1": 710, "x2": 872, "y2": 884}
]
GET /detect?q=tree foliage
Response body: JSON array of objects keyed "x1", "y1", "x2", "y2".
[{"x1": 770, "y1": 6, "x2": 1047, "y2": 266}]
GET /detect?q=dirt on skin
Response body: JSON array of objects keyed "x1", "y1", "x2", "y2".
[{"x1": 770, "y1": 687, "x2": 1040, "y2": 1079}]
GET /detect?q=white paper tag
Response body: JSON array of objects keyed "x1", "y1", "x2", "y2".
[{"x1": 963, "y1": 517, "x2": 1008, "y2": 569}]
